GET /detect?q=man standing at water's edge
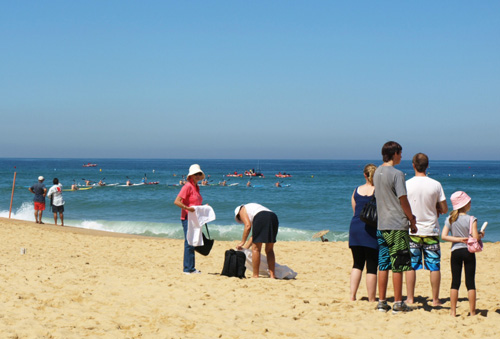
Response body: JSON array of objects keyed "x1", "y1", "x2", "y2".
[{"x1": 29, "y1": 176, "x2": 47, "y2": 224}]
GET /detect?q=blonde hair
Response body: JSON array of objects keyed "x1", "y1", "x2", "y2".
[
  {"x1": 363, "y1": 163, "x2": 377, "y2": 185},
  {"x1": 448, "y1": 204, "x2": 469, "y2": 225}
]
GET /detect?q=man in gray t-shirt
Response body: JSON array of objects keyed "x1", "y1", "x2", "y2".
[
  {"x1": 374, "y1": 165, "x2": 409, "y2": 231},
  {"x1": 29, "y1": 176, "x2": 47, "y2": 224},
  {"x1": 373, "y1": 141, "x2": 417, "y2": 314}
]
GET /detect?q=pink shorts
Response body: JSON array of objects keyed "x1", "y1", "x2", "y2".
[{"x1": 34, "y1": 202, "x2": 46, "y2": 211}]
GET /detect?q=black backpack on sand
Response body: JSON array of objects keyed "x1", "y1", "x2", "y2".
[{"x1": 221, "y1": 249, "x2": 246, "y2": 278}]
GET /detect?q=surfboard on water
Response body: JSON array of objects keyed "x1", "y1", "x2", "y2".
[
  {"x1": 118, "y1": 183, "x2": 145, "y2": 187},
  {"x1": 228, "y1": 183, "x2": 239, "y2": 186}
]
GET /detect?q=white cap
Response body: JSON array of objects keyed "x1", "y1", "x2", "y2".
[{"x1": 38, "y1": 176, "x2": 44, "y2": 181}]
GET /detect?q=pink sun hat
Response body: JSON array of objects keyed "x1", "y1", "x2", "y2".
[{"x1": 450, "y1": 191, "x2": 471, "y2": 210}]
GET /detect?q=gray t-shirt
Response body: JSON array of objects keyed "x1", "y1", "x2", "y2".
[
  {"x1": 374, "y1": 165, "x2": 409, "y2": 231},
  {"x1": 445, "y1": 214, "x2": 476, "y2": 252}
]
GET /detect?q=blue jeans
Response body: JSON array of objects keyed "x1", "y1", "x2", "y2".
[{"x1": 182, "y1": 219, "x2": 195, "y2": 272}]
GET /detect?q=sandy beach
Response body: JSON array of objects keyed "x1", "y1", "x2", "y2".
[{"x1": 1, "y1": 217, "x2": 500, "y2": 338}]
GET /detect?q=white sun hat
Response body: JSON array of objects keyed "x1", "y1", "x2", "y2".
[{"x1": 187, "y1": 164, "x2": 205, "y2": 179}]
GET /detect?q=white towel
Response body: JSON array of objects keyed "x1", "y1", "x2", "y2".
[
  {"x1": 241, "y1": 248, "x2": 297, "y2": 279},
  {"x1": 187, "y1": 205, "x2": 216, "y2": 246}
]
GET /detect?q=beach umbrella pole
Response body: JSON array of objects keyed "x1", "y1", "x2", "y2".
[{"x1": 9, "y1": 169, "x2": 17, "y2": 218}]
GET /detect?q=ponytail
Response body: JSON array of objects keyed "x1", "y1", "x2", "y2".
[
  {"x1": 363, "y1": 164, "x2": 377, "y2": 185},
  {"x1": 448, "y1": 210, "x2": 459, "y2": 225}
]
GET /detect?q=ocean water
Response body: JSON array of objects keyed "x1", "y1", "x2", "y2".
[{"x1": 0, "y1": 158, "x2": 498, "y2": 242}]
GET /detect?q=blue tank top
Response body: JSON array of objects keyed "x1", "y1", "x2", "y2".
[{"x1": 348, "y1": 187, "x2": 378, "y2": 249}]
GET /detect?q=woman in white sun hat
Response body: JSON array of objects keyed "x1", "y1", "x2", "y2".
[{"x1": 174, "y1": 164, "x2": 205, "y2": 274}]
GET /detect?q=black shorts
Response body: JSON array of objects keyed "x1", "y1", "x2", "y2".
[
  {"x1": 52, "y1": 205, "x2": 64, "y2": 213},
  {"x1": 252, "y1": 211, "x2": 279, "y2": 243}
]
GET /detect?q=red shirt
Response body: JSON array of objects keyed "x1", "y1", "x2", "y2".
[{"x1": 177, "y1": 180, "x2": 203, "y2": 220}]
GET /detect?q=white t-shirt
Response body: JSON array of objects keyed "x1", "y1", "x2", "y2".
[
  {"x1": 47, "y1": 184, "x2": 65, "y2": 206},
  {"x1": 406, "y1": 176, "x2": 446, "y2": 236}
]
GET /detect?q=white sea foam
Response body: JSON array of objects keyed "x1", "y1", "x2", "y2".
[{"x1": 1, "y1": 202, "x2": 346, "y2": 241}]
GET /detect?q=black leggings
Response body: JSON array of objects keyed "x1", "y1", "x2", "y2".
[
  {"x1": 450, "y1": 248, "x2": 476, "y2": 290},
  {"x1": 351, "y1": 246, "x2": 378, "y2": 274}
]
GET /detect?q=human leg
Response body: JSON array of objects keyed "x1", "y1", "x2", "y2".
[
  {"x1": 450, "y1": 289, "x2": 459, "y2": 317},
  {"x1": 464, "y1": 252, "x2": 477, "y2": 315},
  {"x1": 350, "y1": 268, "x2": 362, "y2": 301},
  {"x1": 377, "y1": 231, "x2": 390, "y2": 303},
  {"x1": 468, "y1": 289, "x2": 477, "y2": 316},
  {"x1": 387, "y1": 231, "x2": 412, "y2": 303},
  {"x1": 421, "y1": 236, "x2": 441, "y2": 306},
  {"x1": 264, "y1": 243, "x2": 275, "y2": 279},
  {"x1": 53, "y1": 212, "x2": 58, "y2": 225},
  {"x1": 366, "y1": 273, "x2": 377, "y2": 302},
  {"x1": 393, "y1": 272, "x2": 403, "y2": 302},
  {"x1": 450, "y1": 250, "x2": 464, "y2": 316},
  {"x1": 430, "y1": 271, "x2": 441, "y2": 306},
  {"x1": 405, "y1": 270, "x2": 416, "y2": 304},
  {"x1": 350, "y1": 247, "x2": 365, "y2": 301},
  {"x1": 182, "y1": 219, "x2": 196, "y2": 273},
  {"x1": 252, "y1": 243, "x2": 263, "y2": 278},
  {"x1": 364, "y1": 247, "x2": 378, "y2": 302},
  {"x1": 60, "y1": 212, "x2": 64, "y2": 226},
  {"x1": 407, "y1": 236, "x2": 423, "y2": 304}
]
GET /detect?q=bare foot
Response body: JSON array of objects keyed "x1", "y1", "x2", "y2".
[
  {"x1": 432, "y1": 300, "x2": 443, "y2": 307},
  {"x1": 39, "y1": 221, "x2": 44, "y2": 224}
]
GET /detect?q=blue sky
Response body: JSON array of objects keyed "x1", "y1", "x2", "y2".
[{"x1": 1, "y1": 1, "x2": 499, "y2": 160}]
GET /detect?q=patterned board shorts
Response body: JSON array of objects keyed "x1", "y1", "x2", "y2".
[
  {"x1": 377, "y1": 230, "x2": 412, "y2": 273},
  {"x1": 409, "y1": 235, "x2": 441, "y2": 271}
]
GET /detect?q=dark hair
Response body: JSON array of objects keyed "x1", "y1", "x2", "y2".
[
  {"x1": 53, "y1": 178, "x2": 59, "y2": 184},
  {"x1": 381, "y1": 141, "x2": 402, "y2": 162},
  {"x1": 412, "y1": 153, "x2": 429, "y2": 173}
]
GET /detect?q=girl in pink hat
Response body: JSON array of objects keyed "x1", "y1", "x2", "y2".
[{"x1": 441, "y1": 191, "x2": 485, "y2": 317}]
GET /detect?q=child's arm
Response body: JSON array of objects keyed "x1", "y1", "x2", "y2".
[
  {"x1": 441, "y1": 224, "x2": 467, "y2": 243},
  {"x1": 471, "y1": 219, "x2": 483, "y2": 240}
]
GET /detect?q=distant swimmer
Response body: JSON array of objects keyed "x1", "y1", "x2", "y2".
[
  {"x1": 126, "y1": 179, "x2": 132, "y2": 186},
  {"x1": 85, "y1": 180, "x2": 91, "y2": 186},
  {"x1": 71, "y1": 182, "x2": 79, "y2": 190},
  {"x1": 247, "y1": 181, "x2": 252, "y2": 187},
  {"x1": 220, "y1": 180, "x2": 227, "y2": 186},
  {"x1": 275, "y1": 181, "x2": 281, "y2": 188},
  {"x1": 98, "y1": 179, "x2": 105, "y2": 186}
]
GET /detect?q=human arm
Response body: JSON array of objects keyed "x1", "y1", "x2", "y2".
[
  {"x1": 242, "y1": 237, "x2": 253, "y2": 249},
  {"x1": 436, "y1": 200, "x2": 448, "y2": 216},
  {"x1": 174, "y1": 196, "x2": 195, "y2": 212},
  {"x1": 351, "y1": 189, "x2": 356, "y2": 215},
  {"x1": 471, "y1": 219, "x2": 484, "y2": 240},
  {"x1": 399, "y1": 195, "x2": 417, "y2": 233},
  {"x1": 441, "y1": 224, "x2": 467, "y2": 244},
  {"x1": 236, "y1": 206, "x2": 252, "y2": 250},
  {"x1": 43, "y1": 188, "x2": 47, "y2": 197}
]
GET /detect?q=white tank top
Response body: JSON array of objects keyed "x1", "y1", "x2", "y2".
[{"x1": 244, "y1": 203, "x2": 271, "y2": 223}]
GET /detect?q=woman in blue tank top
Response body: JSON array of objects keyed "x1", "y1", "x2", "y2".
[{"x1": 348, "y1": 164, "x2": 378, "y2": 302}]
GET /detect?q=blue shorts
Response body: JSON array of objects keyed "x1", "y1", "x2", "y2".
[
  {"x1": 409, "y1": 235, "x2": 440, "y2": 271},
  {"x1": 377, "y1": 230, "x2": 412, "y2": 273}
]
